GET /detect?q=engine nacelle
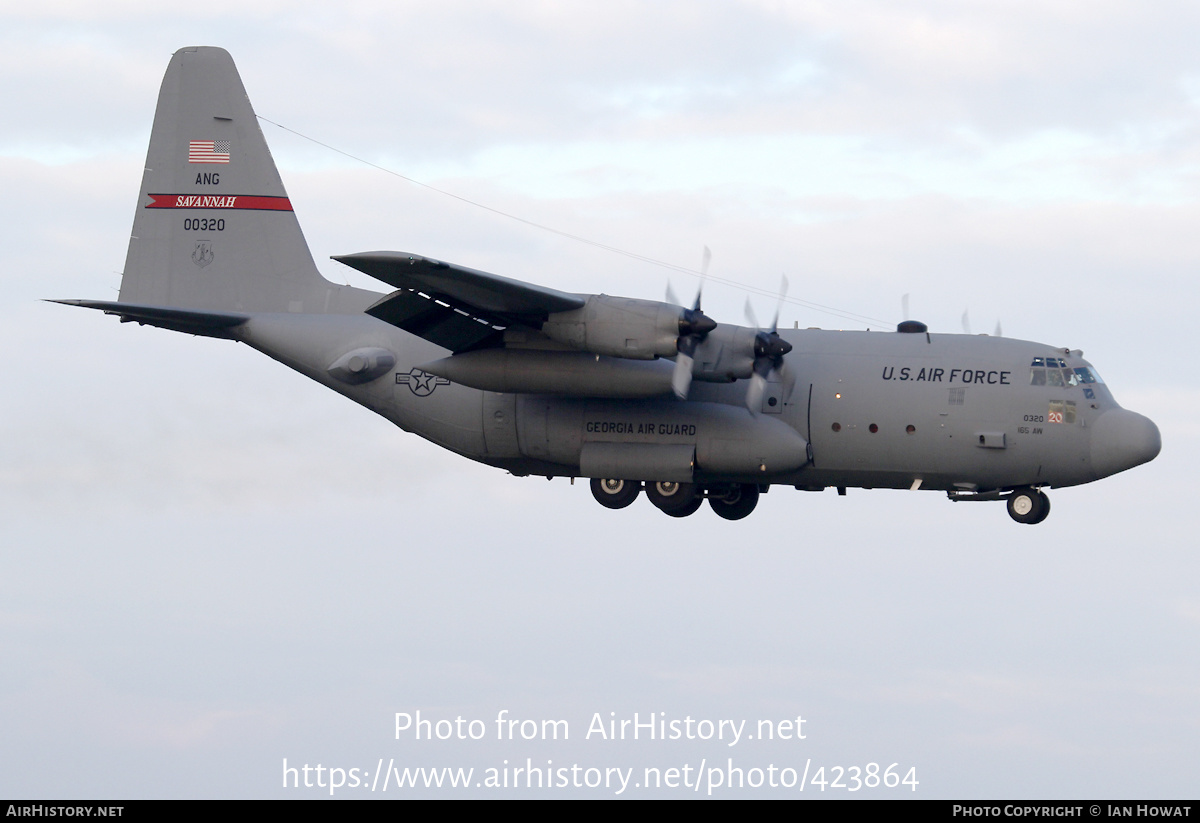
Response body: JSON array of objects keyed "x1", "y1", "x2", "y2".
[
  {"x1": 541, "y1": 295, "x2": 682, "y2": 360},
  {"x1": 687, "y1": 325, "x2": 758, "y2": 383}
]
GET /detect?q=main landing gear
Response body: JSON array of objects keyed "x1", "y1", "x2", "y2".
[
  {"x1": 645, "y1": 481, "x2": 704, "y2": 517},
  {"x1": 1006, "y1": 487, "x2": 1051, "y2": 524},
  {"x1": 589, "y1": 478, "x2": 640, "y2": 509},
  {"x1": 589, "y1": 479, "x2": 762, "y2": 519},
  {"x1": 708, "y1": 483, "x2": 760, "y2": 521}
]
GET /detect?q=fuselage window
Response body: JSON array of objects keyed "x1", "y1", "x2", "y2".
[{"x1": 1047, "y1": 400, "x2": 1078, "y2": 425}]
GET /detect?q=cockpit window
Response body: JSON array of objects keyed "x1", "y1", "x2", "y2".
[{"x1": 1031, "y1": 359, "x2": 1104, "y2": 389}]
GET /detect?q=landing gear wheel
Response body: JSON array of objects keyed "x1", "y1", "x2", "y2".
[
  {"x1": 646, "y1": 481, "x2": 700, "y2": 516},
  {"x1": 663, "y1": 496, "x2": 705, "y2": 518},
  {"x1": 709, "y1": 484, "x2": 760, "y2": 520},
  {"x1": 1007, "y1": 487, "x2": 1050, "y2": 524},
  {"x1": 1032, "y1": 492, "x2": 1051, "y2": 524},
  {"x1": 590, "y1": 478, "x2": 640, "y2": 510}
]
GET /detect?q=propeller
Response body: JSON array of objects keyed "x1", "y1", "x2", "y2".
[
  {"x1": 743, "y1": 276, "x2": 793, "y2": 412},
  {"x1": 962, "y1": 307, "x2": 1003, "y2": 337},
  {"x1": 670, "y1": 247, "x2": 716, "y2": 399}
]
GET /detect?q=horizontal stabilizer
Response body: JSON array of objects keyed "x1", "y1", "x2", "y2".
[{"x1": 50, "y1": 299, "x2": 248, "y2": 338}]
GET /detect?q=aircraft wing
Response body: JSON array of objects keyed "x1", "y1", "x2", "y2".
[{"x1": 334, "y1": 251, "x2": 586, "y2": 353}]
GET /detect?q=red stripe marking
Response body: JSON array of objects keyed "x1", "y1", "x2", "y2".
[{"x1": 146, "y1": 194, "x2": 293, "y2": 211}]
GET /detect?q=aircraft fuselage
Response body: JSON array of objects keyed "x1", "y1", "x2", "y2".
[{"x1": 236, "y1": 312, "x2": 1158, "y2": 499}]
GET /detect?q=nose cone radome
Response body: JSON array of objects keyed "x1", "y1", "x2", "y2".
[{"x1": 1092, "y1": 409, "x2": 1161, "y2": 480}]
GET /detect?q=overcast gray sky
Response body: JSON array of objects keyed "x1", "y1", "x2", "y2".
[{"x1": 2, "y1": 0, "x2": 1197, "y2": 798}]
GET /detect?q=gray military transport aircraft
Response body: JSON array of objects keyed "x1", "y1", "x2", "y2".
[{"x1": 57, "y1": 47, "x2": 1161, "y2": 523}]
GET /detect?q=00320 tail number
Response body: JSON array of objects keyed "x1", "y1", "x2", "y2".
[{"x1": 183, "y1": 218, "x2": 225, "y2": 231}]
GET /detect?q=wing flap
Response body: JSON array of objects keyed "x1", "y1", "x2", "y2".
[{"x1": 365, "y1": 289, "x2": 503, "y2": 352}]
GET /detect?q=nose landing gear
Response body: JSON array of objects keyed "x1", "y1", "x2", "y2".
[{"x1": 1006, "y1": 487, "x2": 1051, "y2": 524}]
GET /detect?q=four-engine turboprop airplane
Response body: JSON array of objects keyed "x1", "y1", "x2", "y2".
[{"x1": 57, "y1": 47, "x2": 1161, "y2": 523}]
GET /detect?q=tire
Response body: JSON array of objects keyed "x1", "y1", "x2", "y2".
[
  {"x1": 662, "y1": 495, "x2": 704, "y2": 518},
  {"x1": 709, "y1": 484, "x2": 760, "y2": 520},
  {"x1": 645, "y1": 481, "x2": 700, "y2": 514},
  {"x1": 1007, "y1": 487, "x2": 1049, "y2": 524},
  {"x1": 590, "y1": 478, "x2": 640, "y2": 510},
  {"x1": 1032, "y1": 491, "x2": 1051, "y2": 524}
]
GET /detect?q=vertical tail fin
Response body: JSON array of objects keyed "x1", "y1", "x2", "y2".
[{"x1": 119, "y1": 47, "x2": 368, "y2": 315}]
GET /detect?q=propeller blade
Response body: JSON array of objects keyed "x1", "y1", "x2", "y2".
[
  {"x1": 779, "y1": 360, "x2": 797, "y2": 401},
  {"x1": 671, "y1": 249, "x2": 717, "y2": 401},
  {"x1": 744, "y1": 281, "x2": 794, "y2": 412},
  {"x1": 672, "y1": 333, "x2": 703, "y2": 399},
  {"x1": 669, "y1": 246, "x2": 711, "y2": 310},
  {"x1": 691, "y1": 246, "x2": 711, "y2": 312},
  {"x1": 994, "y1": 320, "x2": 1003, "y2": 337},
  {"x1": 744, "y1": 346, "x2": 783, "y2": 412},
  {"x1": 741, "y1": 275, "x2": 796, "y2": 412},
  {"x1": 961, "y1": 309, "x2": 972, "y2": 335},
  {"x1": 672, "y1": 351, "x2": 694, "y2": 400},
  {"x1": 744, "y1": 298, "x2": 760, "y2": 331},
  {"x1": 666, "y1": 280, "x2": 680, "y2": 307},
  {"x1": 770, "y1": 275, "x2": 789, "y2": 333},
  {"x1": 745, "y1": 371, "x2": 767, "y2": 413},
  {"x1": 901, "y1": 293, "x2": 910, "y2": 321}
]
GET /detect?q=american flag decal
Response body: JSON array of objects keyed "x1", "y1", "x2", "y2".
[{"x1": 188, "y1": 140, "x2": 231, "y2": 164}]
